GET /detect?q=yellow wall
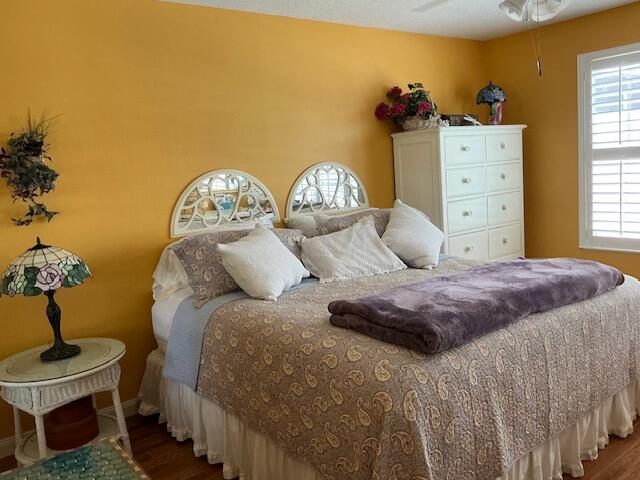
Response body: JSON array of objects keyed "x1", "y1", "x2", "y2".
[
  {"x1": 0, "y1": 0, "x2": 486, "y2": 437},
  {"x1": 484, "y1": 2, "x2": 640, "y2": 272}
]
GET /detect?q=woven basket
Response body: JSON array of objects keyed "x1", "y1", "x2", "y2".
[{"x1": 401, "y1": 115, "x2": 447, "y2": 131}]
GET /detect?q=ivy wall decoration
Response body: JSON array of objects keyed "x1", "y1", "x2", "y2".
[{"x1": 0, "y1": 112, "x2": 59, "y2": 225}]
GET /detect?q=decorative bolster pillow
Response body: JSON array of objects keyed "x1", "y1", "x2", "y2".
[{"x1": 299, "y1": 216, "x2": 406, "y2": 282}]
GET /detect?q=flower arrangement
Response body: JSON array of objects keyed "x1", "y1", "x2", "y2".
[
  {"x1": 0, "y1": 112, "x2": 60, "y2": 226},
  {"x1": 374, "y1": 83, "x2": 439, "y2": 130}
]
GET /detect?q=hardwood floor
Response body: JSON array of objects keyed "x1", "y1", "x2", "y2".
[
  {"x1": 570, "y1": 420, "x2": 640, "y2": 480},
  {"x1": 0, "y1": 414, "x2": 638, "y2": 479},
  {"x1": 0, "y1": 415, "x2": 225, "y2": 480}
]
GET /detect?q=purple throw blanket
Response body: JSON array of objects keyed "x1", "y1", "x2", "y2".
[{"x1": 328, "y1": 258, "x2": 624, "y2": 354}]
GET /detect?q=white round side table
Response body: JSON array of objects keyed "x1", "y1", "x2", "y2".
[{"x1": 0, "y1": 338, "x2": 131, "y2": 465}]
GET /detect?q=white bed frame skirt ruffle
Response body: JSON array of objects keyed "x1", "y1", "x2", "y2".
[{"x1": 138, "y1": 348, "x2": 639, "y2": 480}]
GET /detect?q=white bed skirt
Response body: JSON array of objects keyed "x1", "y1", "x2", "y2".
[{"x1": 138, "y1": 348, "x2": 639, "y2": 480}]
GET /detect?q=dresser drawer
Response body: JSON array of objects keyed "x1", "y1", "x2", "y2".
[
  {"x1": 488, "y1": 191, "x2": 521, "y2": 226},
  {"x1": 486, "y1": 133, "x2": 522, "y2": 162},
  {"x1": 447, "y1": 197, "x2": 487, "y2": 234},
  {"x1": 445, "y1": 166, "x2": 485, "y2": 198},
  {"x1": 444, "y1": 135, "x2": 485, "y2": 166},
  {"x1": 488, "y1": 224, "x2": 522, "y2": 259},
  {"x1": 448, "y1": 231, "x2": 488, "y2": 260},
  {"x1": 486, "y1": 163, "x2": 521, "y2": 192}
]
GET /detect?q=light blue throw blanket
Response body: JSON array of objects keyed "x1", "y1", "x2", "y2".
[{"x1": 163, "y1": 279, "x2": 319, "y2": 389}]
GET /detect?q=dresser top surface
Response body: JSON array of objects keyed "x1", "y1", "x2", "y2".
[{"x1": 391, "y1": 125, "x2": 527, "y2": 138}]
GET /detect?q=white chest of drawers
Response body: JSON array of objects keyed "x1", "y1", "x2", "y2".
[{"x1": 392, "y1": 125, "x2": 526, "y2": 261}]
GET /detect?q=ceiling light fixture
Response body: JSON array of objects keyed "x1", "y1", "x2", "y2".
[
  {"x1": 498, "y1": 0, "x2": 570, "y2": 77},
  {"x1": 499, "y1": 0, "x2": 570, "y2": 23}
]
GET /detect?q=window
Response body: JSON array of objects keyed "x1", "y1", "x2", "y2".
[{"x1": 579, "y1": 42, "x2": 640, "y2": 252}]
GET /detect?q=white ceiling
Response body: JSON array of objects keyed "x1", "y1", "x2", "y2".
[{"x1": 163, "y1": 0, "x2": 638, "y2": 40}]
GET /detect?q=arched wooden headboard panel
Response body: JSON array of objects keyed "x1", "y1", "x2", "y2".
[
  {"x1": 171, "y1": 169, "x2": 280, "y2": 238},
  {"x1": 285, "y1": 162, "x2": 369, "y2": 219}
]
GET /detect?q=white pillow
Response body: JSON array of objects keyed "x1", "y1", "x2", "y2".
[
  {"x1": 299, "y1": 216, "x2": 406, "y2": 282},
  {"x1": 381, "y1": 199, "x2": 444, "y2": 269},
  {"x1": 218, "y1": 224, "x2": 310, "y2": 301},
  {"x1": 152, "y1": 246, "x2": 192, "y2": 301}
]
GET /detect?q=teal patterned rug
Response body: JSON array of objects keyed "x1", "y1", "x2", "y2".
[{"x1": 1, "y1": 439, "x2": 149, "y2": 479}]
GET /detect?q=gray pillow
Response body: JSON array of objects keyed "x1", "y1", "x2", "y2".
[{"x1": 317, "y1": 209, "x2": 391, "y2": 237}]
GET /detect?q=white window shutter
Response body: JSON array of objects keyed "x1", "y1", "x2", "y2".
[{"x1": 579, "y1": 43, "x2": 640, "y2": 252}]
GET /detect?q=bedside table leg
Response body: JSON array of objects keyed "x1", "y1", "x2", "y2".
[
  {"x1": 12, "y1": 407, "x2": 23, "y2": 444},
  {"x1": 111, "y1": 387, "x2": 132, "y2": 455},
  {"x1": 34, "y1": 414, "x2": 48, "y2": 459}
]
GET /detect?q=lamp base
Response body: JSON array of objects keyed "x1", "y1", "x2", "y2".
[
  {"x1": 40, "y1": 342, "x2": 81, "y2": 362},
  {"x1": 41, "y1": 290, "x2": 81, "y2": 362}
]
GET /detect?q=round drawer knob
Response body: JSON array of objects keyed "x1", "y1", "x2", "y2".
[
  {"x1": 462, "y1": 176, "x2": 472, "y2": 184},
  {"x1": 464, "y1": 246, "x2": 474, "y2": 253},
  {"x1": 501, "y1": 204, "x2": 508, "y2": 211},
  {"x1": 463, "y1": 210, "x2": 473, "y2": 217},
  {"x1": 502, "y1": 237, "x2": 509, "y2": 244},
  {"x1": 500, "y1": 143, "x2": 507, "y2": 149},
  {"x1": 461, "y1": 145, "x2": 471, "y2": 152},
  {"x1": 500, "y1": 173, "x2": 507, "y2": 180}
]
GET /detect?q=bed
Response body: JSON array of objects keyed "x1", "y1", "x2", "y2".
[{"x1": 139, "y1": 164, "x2": 640, "y2": 480}]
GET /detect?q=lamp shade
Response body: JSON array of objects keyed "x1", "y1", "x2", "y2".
[
  {"x1": 1, "y1": 238, "x2": 91, "y2": 297},
  {"x1": 476, "y1": 81, "x2": 507, "y2": 105}
]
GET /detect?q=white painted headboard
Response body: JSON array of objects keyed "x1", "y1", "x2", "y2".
[
  {"x1": 170, "y1": 169, "x2": 280, "y2": 238},
  {"x1": 285, "y1": 162, "x2": 369, "y2": 219}
]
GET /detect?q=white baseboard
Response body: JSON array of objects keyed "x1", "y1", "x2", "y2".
[
  {"x1": 0, "y1": 436, "x2": 14, "y2": 462},
  {"x1": 0, "y1": 398, "x2": 140, "y2": 460},
  {"x1": 100, "y1": 398, "x2": 140, "y2": 419}
]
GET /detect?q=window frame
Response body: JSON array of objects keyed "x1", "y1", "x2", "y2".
[{"x1": 578, "y1": 41, "x2": 640, "y2": 253}]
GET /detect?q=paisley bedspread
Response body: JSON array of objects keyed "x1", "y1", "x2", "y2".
[{"x1": 195, "y1": 258, "x2": 640, "y2": 480}]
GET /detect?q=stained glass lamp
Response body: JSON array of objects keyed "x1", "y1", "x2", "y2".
[
  {"x1": 1, "y1": 238, "x2": 91, "y2": 362},
  {"x1": 476, "y1": 81, "x2": 508, "y2": 125}
]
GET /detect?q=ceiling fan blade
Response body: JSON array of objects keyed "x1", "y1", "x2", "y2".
[
  {"x1": 412, "y1": 0, "x2": 450, "y2": 13},
  {"x1": 499, "y1": 0, "x2": 528, "y2": 22},
  {"x1": 528, "y1": 0, "x2": 571, "y2": 22}
]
